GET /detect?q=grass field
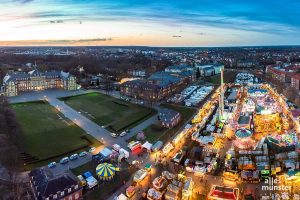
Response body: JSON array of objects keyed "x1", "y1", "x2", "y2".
[
  {"x1": 205, "y1": 71, "x2": 237, "y2": 84},
  {"x1": 61, "y1": 92, "x2": 156, "y2": 133},
  {"x1": 12, "y1": 101, "x2": 101, "y2": 164}
]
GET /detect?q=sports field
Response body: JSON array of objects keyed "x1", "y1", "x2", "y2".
[
  {"x1": 61, "y1": 92, "x2": 156, "y2": 133},
  {"x1": 12, "y1": 101, "x2": 100, "y2": 163}
]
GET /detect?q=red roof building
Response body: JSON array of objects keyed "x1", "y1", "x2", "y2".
[
  {"x1": 291, "y1": 73, "x2": 300, "y2": 91},
  {"x1": 266, "y1": 66, "x2": 288, "y2": 82},
  {"x1": 266, "y1": 65, "x2": 300, "y2": 84}
]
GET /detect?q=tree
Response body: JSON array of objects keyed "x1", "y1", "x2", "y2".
[
  {"x1": 0, "y1": 97, "x2": 28, "y2": 199},
  {"x1": 196, "y1": 67, "x2": 201, "y2": 79}
]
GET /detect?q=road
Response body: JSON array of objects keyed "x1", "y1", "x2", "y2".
[
  {"x1": 46, "y1": 96, "x2": 128, "y2": 148},
  {"x1": 9, "y1": 89, "x2": 89, "y2": 104}
]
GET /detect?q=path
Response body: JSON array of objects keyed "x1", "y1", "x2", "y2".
[{"x1": 46, "y1": 96, "x2": 128, "y2": 148}]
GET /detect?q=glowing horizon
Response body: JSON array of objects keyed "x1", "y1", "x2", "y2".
[{"x1": 1, "y1": 0, "x2": 300, "y2": 46}]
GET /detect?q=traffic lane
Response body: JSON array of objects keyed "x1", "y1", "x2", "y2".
[{"x1": 44, "y1": 154, "x2": 92, "y2": 176}]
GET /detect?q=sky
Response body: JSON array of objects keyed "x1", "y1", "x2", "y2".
[{"x1": 0, "y1": 0, "x2": 300, "y2": 46}]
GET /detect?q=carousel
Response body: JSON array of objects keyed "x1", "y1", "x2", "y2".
[
  {"x1": 233, "y1": 128, "x2": 256, "y2": 150},
  {"x1": 96, "y1": 162, "x2": 120, "y2": 181}
]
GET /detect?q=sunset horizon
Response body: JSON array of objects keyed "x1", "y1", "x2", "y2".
[{"x1": 1, "y1": 0, "x2": 300, "y2": 46}]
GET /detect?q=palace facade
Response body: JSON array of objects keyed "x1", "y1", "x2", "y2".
[{"x1": 1, "y1": 69, "x2": 77, "y2": 96}]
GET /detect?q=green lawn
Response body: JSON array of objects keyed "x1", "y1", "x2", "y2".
[
  {"x1": 71, "y1": 161, "x2": 136, "y2": 200},
  {"x1": 11, "y1": 101, "x2": 101, "y2": 165},
  {"x1": 60, "y1": 92, "x2": 156, "y2": 133},
  {"x1": 205, "y1": 71, "x2": 237, "y2": 84},
  {"x1": 128, "y1": 104, "x2": 196, "y2": 144},
  {"x1": 142, "y1": 124, "x2": 168, "y2": 143}
]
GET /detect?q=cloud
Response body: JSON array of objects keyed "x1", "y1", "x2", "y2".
[
  {"x1": 48, "y1": 38, "x2": 113, "y2": 43},
  {"x1": 0, "y1": 38, "x2": 113, "y2": 46},
  {"x1": 50, "y1": 20, "x2": 64, "y2": 24},
  {"x1": 13, "y1": 0, "x2": 34, "y2": 4}
]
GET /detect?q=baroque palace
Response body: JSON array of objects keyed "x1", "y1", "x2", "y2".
[{"x1": 1, "y1": 69, "x2": 77, "y2": 96}]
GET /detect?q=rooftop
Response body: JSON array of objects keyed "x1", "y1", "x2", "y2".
[{"x1": 29, "y1": 168, "x2": 81, "y2": 199}]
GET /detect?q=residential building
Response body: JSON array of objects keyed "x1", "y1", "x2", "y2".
[
  {"x1": 266, "y1": 65, "x2": 300, "y2": 83},
  {"x1": 237, "y1": 60, "x2": 256, "y2": 68},
  {"x1": 164, "y1": 64, "x2": 194, "y2": 73},
  {"x1": 291, "y1": 73, "x2": 300, "y2": 91},
  {"x1": 29, "y1": 168, "x2": 83, "y2": 200},
  {"x1": 128, "y1": 69, "x2": 147, "y2": 77},
  {"x1": 2, "y1": 69, "x2": 77, "y2": 96},
  {"x1": 266, "y1": 65, "x2": 288, "y2": 82},
  {"x1": 159, "y1": 108, "x2": 181, "y2": 128}
]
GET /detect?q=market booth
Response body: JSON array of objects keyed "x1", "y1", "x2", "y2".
[
  {"x1": 283, "y1": 170, "x2": 300, "y2": 191},
  {"x1": 126, "y1": 186, "x2": 136, "y2": 198},
  {"x1": 207, "y1": 185, "x2": 239, "y2": 200}
]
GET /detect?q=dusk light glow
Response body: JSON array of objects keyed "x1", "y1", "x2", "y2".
[{"x1": 0, "y1": 0, "x2": 300, "y2": 46}]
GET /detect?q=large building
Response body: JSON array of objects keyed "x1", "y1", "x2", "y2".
[
  {"x1": 120, "y1": 75, "x2": 183, "y2": 101},
  {"x1": 29, "y1": 168, "x2": 83, "y2": 200},
  {"x1": 195, "y1": 64, "x2": 224, "y2": 77},
  {"x1": 266, "y1": 64, "x2": 300, "y2": 83},
  {"x1": 164, "y1": 64, "x2": 195, "y2": 74},
  {"x1": 1, "y1": 69, "x2": 77, "y2": 96},
  {"x1": 291, "y1": 73, "x2": 300, "y2": 92},
  {"x1": 120, "y1": 65, "x2": 195, "y2": 102}
]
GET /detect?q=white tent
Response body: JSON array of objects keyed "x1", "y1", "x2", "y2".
[
  {"x1": 114, "y1": 193, "x2": 128, "y2": 200},
  {"x1": 142, "y1": 141, "x2": 152, "y2": 151}
]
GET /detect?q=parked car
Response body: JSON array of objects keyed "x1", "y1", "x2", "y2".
[
  {"x1": 48, "y1": 162, "x2": 56, "y2": 168},
  {"x1": 92, "y1": 154, "x2": 110, "y2": 164},
  {"x1": 120, "y1": 131, "x2": 127, "y2": 137},
  {"x1": 79, "y1": 151, "x2": 88, "y2": 157},
  {"x1": 89, "y1": 147, "x2": 96, "y2": 153},
  {"x1": 60, "y1": 157, "x2": 69, "y2": 164},
  {"x1": 70, "y1": 154, "x2": 78, "y2": 161},
  {"x1": 110, "y1": 132, "x2": 118, "y2": 138}
]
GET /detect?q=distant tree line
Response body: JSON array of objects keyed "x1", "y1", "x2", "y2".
[{"x1": 0, "y1": 53, "x2": 172, "y2": 81}]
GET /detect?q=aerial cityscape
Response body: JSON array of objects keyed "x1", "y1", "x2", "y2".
[{"x1": 0, "y1": 1, "x2": 300, "y2": 200}]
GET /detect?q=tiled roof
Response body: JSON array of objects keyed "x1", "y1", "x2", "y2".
[
  {"x1": 30, "y1": 168, "x2": 81, "y2": 199},
  {"x1": 159, "y1": 108, "x2": 180, "y2": 123},
  {"x1": 3, "y1": 70, "x2": 72, "y2": 83}
]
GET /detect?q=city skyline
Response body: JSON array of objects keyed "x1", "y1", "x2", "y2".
[{"x1": 1, "y1": 0, "x2": 300, "y2": 46}]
